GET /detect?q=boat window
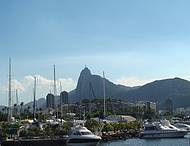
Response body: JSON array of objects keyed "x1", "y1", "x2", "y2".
[
  {"x1": 73, "y1": 131, "x2": 81, "y2": 135},
  {"x1": 80, "y1": 132, "x2": 92, "y2": 135},
  {"x1": 169, "y1": 126, "x2": 173, "y2": 129},
  {"x1": 177, "y1": 125, "x2": 185, "y2": 128},
  {"x1": 145, "y1": 126, "x2": 157, "y2": 131}
]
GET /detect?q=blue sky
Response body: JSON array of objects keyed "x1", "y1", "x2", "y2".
[{"x1": 1, "y1": 0, "x2": 190, "y2": 105}]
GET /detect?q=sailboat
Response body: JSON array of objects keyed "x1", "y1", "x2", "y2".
[
  {"x1": 8, "y1": 58, "x2": 12, "y2": 122},
  {"x1": 29, "y1": 76, "x2": 43, "y2": 129}
]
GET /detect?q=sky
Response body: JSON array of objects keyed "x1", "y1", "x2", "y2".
[{"x1": 1, "y1": 0, "x2": 190, "y2": 105}]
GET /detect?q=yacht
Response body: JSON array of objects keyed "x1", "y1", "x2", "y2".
[
  {"x1": 67, "y1": 125, "x2": 101, "y2": 146},
  {"x1": 174, "y1": 123, "x2": 190, "y2": 132},
  {"x1": 140, "y1": 121, "x2": 188, "y2": 139}
]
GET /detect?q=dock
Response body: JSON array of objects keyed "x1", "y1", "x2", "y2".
[{"x1": 2, "y1": 138, "x2": 67, "y2": 146}]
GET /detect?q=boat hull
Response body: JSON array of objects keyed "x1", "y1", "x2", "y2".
[{"x1": 67, "y1": 138, "x2": 100, "y2": 146}]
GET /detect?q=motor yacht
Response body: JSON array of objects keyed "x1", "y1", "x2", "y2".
[
  {"x1": 67, "y1": 125, "x2": 101, "y2": 146},
  {"x1": 174, "y1": 123, "x2": 190, "y2": 132},
  {"x1": 140, "y1": 121, "x2": 188, "y2": 139}
]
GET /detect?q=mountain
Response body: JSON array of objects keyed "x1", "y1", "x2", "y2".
[
  {"x1": 117, "y1": 77, "x2": 190, "y2": 109},
  {"x1": 70, "y1": 67, "x2": 190, "y2": 109},
  {"x1": 23, "y1": 98, "x2": 46, "y2": 110},
  {"x1": 8, "y1": 68, "x2": 190, "y2": 110},
  {"x1": 0, "y1": 98, "x2": 46, "y2": 113},
  {"x1": 69, "y1": 67, "x2": 134, "y2": 102}
]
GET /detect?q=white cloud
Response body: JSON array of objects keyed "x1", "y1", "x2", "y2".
[
  {"x1": 18, "y1": 75, "x2": 76, "y2": 93},
  {"x1": 115, "y1": 76, "x2": 156, "y2": 87},
  {"x1": 0, "y1": 75, "x2": 76, "y2": 105},
  {"x1": 12, "y1": 79, "x2": 25, "y2": 91},
  {"x1": 58, "y1": 78, "x2": 76, "y2": 92}
]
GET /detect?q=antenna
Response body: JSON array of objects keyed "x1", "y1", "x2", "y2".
[
  {"x1": 53, "y1": 64, "x2": 57, "y2": 96},
  {"x1": 103, "y1": 71, "x2": 106, "y2": 118},
  {"x1": 60, "y1": 81, "x2": 62, "y2": 93},
  {"x1": 33, "y1": 76, "x2": 37, "y2": 121},
  {"x1": 16, "y1": 89, "x2": 19, "y2": 106},
  {"x1": 60, "y1": 81, "x2": 63, "y2": 118},
  {"x1": 8, "y1": 58, "x2": 12, "y2": 122},
  {"x1": 88, "y1": 82, "x2": 91, "y2": 114},
  {"x1": 53, "y1": 65, "x2": 58, "y2": 118}
]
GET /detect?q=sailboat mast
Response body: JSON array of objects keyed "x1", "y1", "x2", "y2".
[
  {"x1": 53, "y1": 65, "x2": 58, "y2": 118},
  {"x1": 103, "y1": 71, "x2": 106, "y2": 118},
  {"x1": 16, "y1": 89, "x2": 19, "y2": 106},
  {"x1": 33, "y1": 76, "x2": 37, "y2": 121},
  {"x1": 8, "y1": 58, "x2": 12, "y2": 122},
  {"x1": 60, "y1": 81, "x2": 63, "y2": 118},
  {"x1": 53, "y1": 64, "x2": 57, "y2": 95},
  {"x1": 60, "y1": 81, "x2": 62, "y2": 93}
]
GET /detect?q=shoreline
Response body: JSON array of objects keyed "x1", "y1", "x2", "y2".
[
  {"x1": 1, "y1": 130, "x2": 140, "y2": 146},
  {"x1": 101, "y1": 130, "x2": 139, "y2": 141}
]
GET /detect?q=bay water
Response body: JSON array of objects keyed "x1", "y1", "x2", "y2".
[{"x1": 98, "y1": 138, "x2": 190, "y2": 146}]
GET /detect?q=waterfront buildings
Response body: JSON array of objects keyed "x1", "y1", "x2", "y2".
[
  {"x1": 46, "y1": 93, "x2": 55, "y2": 109},
  {"x1": 165, "y1": 98, "x2": 173, "y2": 114},
  {"x1": 105, "y1": 115, "x2": 136, "y2": 123},
  {"x1": 60, "y1": 91, "x2": 69, "y2": 105},
  {"x1": 176, "y1": 107, "x2": 185, "y2": 115},
  {"x1": 136, "y1": 101, "x2": 157, "y2": 112}
]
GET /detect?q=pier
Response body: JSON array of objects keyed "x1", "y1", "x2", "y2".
[{"x1": 2, "y1": 138, "x2": 67, "y2": 146}]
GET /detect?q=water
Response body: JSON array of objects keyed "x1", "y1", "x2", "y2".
[{"x1": 98, "y1": 138, "x2": 190, "y2": 146}]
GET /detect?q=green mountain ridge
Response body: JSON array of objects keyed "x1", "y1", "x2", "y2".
[{"x1": 6, "y1": 68, "x2": 190, "y2": 110}]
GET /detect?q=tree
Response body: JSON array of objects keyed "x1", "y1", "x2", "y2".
[
  {"x1": 110, "y1": 123, "x2": 119, "y2": 132},
  {"x1": 102, "y1": 123, "x2": 113, "y2": 133},
  {"x1": 2, "y1": 108, "x2": 5, "y2": 114},
  {"x1": 5, "y1": 107, "x2": 8, "y2": 114},
  {"x1": 27, "y1": 106, "x2": 31, "y2": 113},
  {"x1": 62, "y1": 122, "x2": 71, "y2": 135},
  {"x1": 85, "y1": 119, "x2": 100, "y2": 132},
  {"x1": 20, "y1": 102, "x2": 24, "y2": 114},
  {"x1": 13, "y1": 104, "x2": 17, "y2": 116}
]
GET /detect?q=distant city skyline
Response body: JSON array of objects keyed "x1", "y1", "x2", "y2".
[{"x1": 1, "y1": 0, "x2": 190, "y2": 105}]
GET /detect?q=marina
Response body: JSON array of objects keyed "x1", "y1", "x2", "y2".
[
  {"x1": 0, "y1": 63, "x2": 190, "y2": 146},
  {"x1": 1, "y1": 0, "x2": 190, "y2": 146}
]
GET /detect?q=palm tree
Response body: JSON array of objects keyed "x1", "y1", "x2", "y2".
[
  {"x1": 27, "y1": 106, "x2": 31, "y2": 114},
  {"x1": 13, "y1": 103, "x2": 17, "y2": 116},
  {"x1": 2, "y1": 107, "x2": 5, "y2": 114},
  {"x1": 85, "y1": 119, "x2": 100, "y2": 132},
  {"x1": 5, "y1": 106, "x2": 8, "y2": 114},
  {"x1": 20, "y1": 102, "x2": 24, "y2": 114}
]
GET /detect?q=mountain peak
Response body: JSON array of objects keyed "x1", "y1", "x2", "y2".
[
  {"x1": 80, "y1": 67, "x2": 91, "y2": 77},
  {"x1": 75, "y1": 67, "x2": 92, "y2": 100}
]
